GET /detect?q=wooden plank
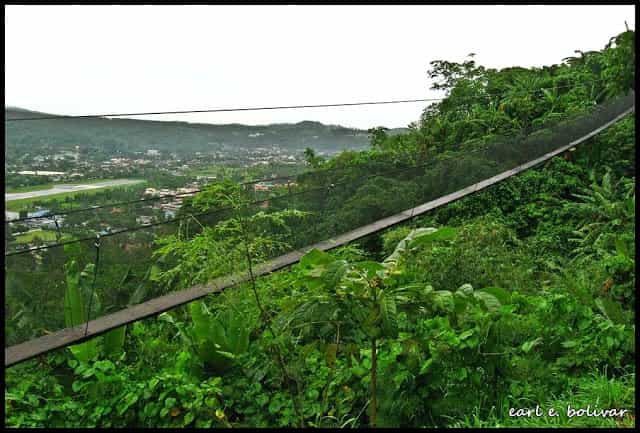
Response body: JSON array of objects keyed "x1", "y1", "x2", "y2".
[{"x1": 5, "y1": 105, "x2": 634, "y2": 367}]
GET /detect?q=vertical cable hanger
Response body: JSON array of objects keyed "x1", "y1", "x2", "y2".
[
  {"x1": 286, "y1": 180, "x2": 293, "y2": 210},
  {"x1": 327, "y1": 182, "x2": 338, "y2": 237},
  {"x1": 53, "y1": 216, "x2": 62, "y2": 243},
  {"x1": 84, "y1": 234, "x2": 101, "y2": 337}
]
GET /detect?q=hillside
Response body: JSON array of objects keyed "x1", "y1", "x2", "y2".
[{"x1": 5, "y1": 108, "x2": 406, "y2": 158}]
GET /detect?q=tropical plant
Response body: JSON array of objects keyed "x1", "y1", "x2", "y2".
[{"x1": 188, "y1": 300, "x2": 250, "y2": 373}]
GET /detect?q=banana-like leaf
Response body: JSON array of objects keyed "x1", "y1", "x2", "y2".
[
  {"x1": 384, "y1": 227, "x2": 457, "y2": 269},
  {"x1": 64, "y1": 259, "x2": 99, "y2": 362},
  {"x1": 103, "y1": 325, "x2": 127, "y2": 356},
  {"x1": 384, "y1": 228, "x2": 437, "y2": 267},
  {"x1": 408, "y1": 227, "x2": 458, "y2": 248},
  {"x1": 64, "y1": 259, "x2": 86, "y2": 328}
]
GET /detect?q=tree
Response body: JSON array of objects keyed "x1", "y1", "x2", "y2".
[
  {"x1": 291, "y1": 227, "x2": 472, "y2": 426},
  {"x1": 367, "y1": 127, "x2": 389, "y2": 149},
  {"x1": 303, "y1": 147, "x2": 324, "y2": 168}
]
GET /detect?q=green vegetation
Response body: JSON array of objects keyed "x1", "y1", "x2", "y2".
[
  {"x1": 5, "y1": 179, "x2": 147, "y2": 212},
  {"x1": 5, "y1": 183, "x2": 55, "y2": 193},
  {"x1": 14, "y1": 230, "x2": 58, "y2": 244},
  {"x1": 5, "y1": 114, "x2": 372, "y2": 159},
  {"x1": 4, "y1": 30, "x2": 635, "y2": 428},
  {"x1": 185, "y1": 165, "x2": 232, "y2": 177}
]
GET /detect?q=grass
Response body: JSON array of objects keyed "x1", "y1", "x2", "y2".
[
  {"x1": 188, "y1": 163, "x2": 306, "y2": 180},
  {"x1": 5, "y1": 179, "x2": 147, "y2": 212},
  {"x1": 446, "y1": 372, "x2": 635, "y2": 428},
  {"x1": 5, "y1": 183, "x2": 55, "y2": 193},
  {"x1": 187, "y1": 166, "x2": 230, "y2": 177},
  {"x1": 14, "y1": 229, "x2": 59, "y2": 243}
]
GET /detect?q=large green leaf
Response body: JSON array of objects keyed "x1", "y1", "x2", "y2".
[
  {"x1": 379, "y1": 294, "x2": 398, "y2": 338},
  {"x1": 521, "y1": 337, "x2": 542, "y2": 353},
  {"x1": 595, "y1": 297, "x2": 626, "y2": 325},
  {"x1": 64, "y1": 260, "x2": 85, "y2": 328},
  {"x1": 300, "y1": 248, "x2": 334, "y2": 269},
  {"x1": 221, "y1": 310, "x2": 250, "y2": 354},
  {"x1": 384, "y1": 228, "x2": 437, "y2": 266},
  {"x1": 103, "y1": 325, "x2": 127, "y2": 356},
  {"x1": 63, "y1": 258, "x2": 100, "y2": 362},
  {"x1": 69, "y1": 340, "x2": 99, "y2": 363},
  {"x1": 456, "y1": 283, "x2": 474, "y2": 297},
  {"x1": 210, "y1": 318, "x2": 227, "y2": 348},
  {"x1": 321, "y1": 259, "x2": 350, "y2": 288},
  {"x1": 432, "y1": 290, "x2": 455, "y2": 312},
  {"x1": 408, "y1": 226, "x2": 458, "y2": 248},
  {"x1": 478, "y1": 287, "x2": 511, "y2": 305},
  {"x1": 384, "y1": 227, "x2": 457, "y2": 271},
  {"x1": 357, "y1": 261, "x2": 385, "y2": 279},
  {"x1": 149, "y1": 264, "x2": 163, "y2": 282},
  {"x1": 453, "y1": 291, "x2": 471, "y2": 314},
  {"x1": 473, "y1": 291, "x2": 502, "y2": 313},
  {"x1": 188, "y1": 302, "x2": 250, "y2": 373},
  {"x1": 189, "y1": 301, "x2": 213, "y2": 344}
]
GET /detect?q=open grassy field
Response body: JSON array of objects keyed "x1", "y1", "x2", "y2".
[
  {"x1": 14, "y1": 229, "x2": 59, "y2": 243},
  {"x1": 5, "y1": 183, "x2": 55, "y2": 194}
]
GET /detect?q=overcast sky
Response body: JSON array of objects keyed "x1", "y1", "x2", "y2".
[{"x1": 4, "y1": 5, "x2": 635, "y2": 129}]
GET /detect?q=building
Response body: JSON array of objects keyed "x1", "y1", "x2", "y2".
[
  {"x1": 40, "y1": 217, "x2": 64, "y2": 230},
  {"x1": 136, "y1": 215, "x2": 154, "y2": 225},
  {"x1": 253, "y1": 183, "x2": 271, "y2": 192},
  {"x1": 27, "y1": 209, "x2": 51, "y2": 218}
]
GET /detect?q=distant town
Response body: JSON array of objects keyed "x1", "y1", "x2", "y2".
[
  {"x1": 6, "y1": 144, "x2": 311, "y2": 182},
  {"x1": 4, "y1": 144, "x2": 315, "y2": 253},
  {"x1": 4, "y1": 110, "x2": 374, "y2": 254}
]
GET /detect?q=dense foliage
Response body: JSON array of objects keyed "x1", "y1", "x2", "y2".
[{"x1": 4, "y1": 30, "x2": 635, "y2": 428}]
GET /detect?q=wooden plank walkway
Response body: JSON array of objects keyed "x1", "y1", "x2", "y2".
[{"x1": 5, "y1": 105, "x2": 634, "y2": 367}]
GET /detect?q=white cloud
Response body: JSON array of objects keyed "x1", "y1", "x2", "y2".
[{"x1": 4, "y1": 4, "x2": 635, "y2": 129}]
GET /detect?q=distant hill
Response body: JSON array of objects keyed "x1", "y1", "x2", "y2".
[{"x1": 5, "y1": 107, "x2": 408, "y2": 159}]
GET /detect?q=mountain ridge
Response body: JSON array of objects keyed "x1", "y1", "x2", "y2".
[{"x1": 5, "y1": 107, "x2": 408, "y2": 158}]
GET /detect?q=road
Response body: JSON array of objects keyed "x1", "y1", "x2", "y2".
[{"x1": 5, "y1": 179, "x2": 145, "y2": 201}]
